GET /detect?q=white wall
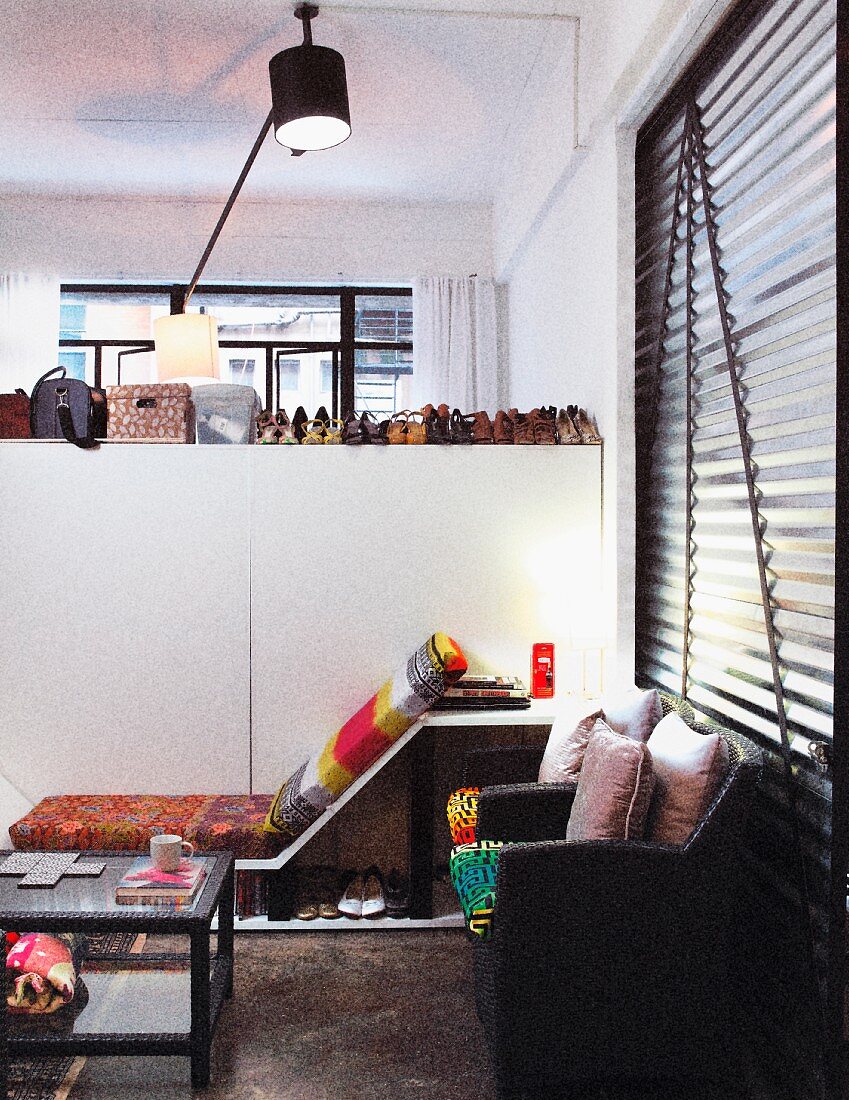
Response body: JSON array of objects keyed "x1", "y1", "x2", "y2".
[
  {"x1": 497, "y1": 0, "x2": 736, "y2": 687},
  {"x1": 0, "y1": 195, "x2": 493, "y2": 282},
  {"x1": 0, "y1": 443, "x2": 601, "y2": 837}
]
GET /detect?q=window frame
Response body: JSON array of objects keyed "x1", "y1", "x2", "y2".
[{"x1": 58, "y1": 282, "x2": 413, "y2": 417}]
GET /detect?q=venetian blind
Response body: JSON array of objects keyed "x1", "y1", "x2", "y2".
[{"x1": 634, "y1": 0, "x2": 835, "y2": 1094}]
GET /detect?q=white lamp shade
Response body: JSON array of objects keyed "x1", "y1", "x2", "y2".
[{"x1": 154, "y1": 313, "x2": 220, "y2": 382}]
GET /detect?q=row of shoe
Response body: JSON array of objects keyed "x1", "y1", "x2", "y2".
[
  {"x1": 419, "y1": 404, "x2": 602, "y2": 445},
  {"x1": 293, "y1": 865, "x2": 409, "y2": 921},
  {"x1": 257, "y1": 404, "x2": 601, "y2": 445}
]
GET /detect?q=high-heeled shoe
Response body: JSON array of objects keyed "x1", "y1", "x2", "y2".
[
  {"x1": 324, "y1": 417, "x2": 345, "y2": 444},
  {"x1": 275, "y1": 409, "x2": 295, "y2": 444},
  {"x1": 256, "y1": 410, "x2": 279, "y2": 444},
  {"x1": 292, "y1": 406, "x2": 308, "y2": 443},
  {"x1": 573, "y1": 408, "x2": 602, "y2": 444},
  {"x1": 556, "y1": 408, "x2": 581, "y2": 444},
  {"x1": 302, "y1": 418, "x2": 326, "y2": 444}
]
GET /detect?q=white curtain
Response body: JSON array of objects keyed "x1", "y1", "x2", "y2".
[
  {"x1": 0, "y1": 273, "x2": 61, "y2": 394},
  {"x1": 411, "y1": 276, "x2": 499, "y2": 413}
]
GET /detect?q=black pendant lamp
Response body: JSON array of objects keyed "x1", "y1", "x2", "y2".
[
  {"x1": 270, "y1": 3, "x2": 351, "y2": 153},
  {"x1": 155, "y1": 3, "x2": 351, "y2": 380}
]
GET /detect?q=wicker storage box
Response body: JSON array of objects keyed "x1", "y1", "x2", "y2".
[{"x1": 106, "y1": 383, "x2": 195, "y2": 443}]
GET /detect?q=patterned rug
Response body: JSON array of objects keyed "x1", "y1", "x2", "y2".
[{"x1": 6, "y1": 933, "x2": 144, "y2": 1100}]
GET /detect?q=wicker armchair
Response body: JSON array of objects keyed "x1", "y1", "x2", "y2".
[{"x1": 459, "y1": 695, "x2": 762, "y2": 1098}]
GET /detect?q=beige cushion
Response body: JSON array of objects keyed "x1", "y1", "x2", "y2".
[
  {"x1": 538, "y1": 709, "x2": 603, "y2": 784},
  {"x1": 603, "y1": 687, "x2": 663, "y2": 743},
  {"x1": 565, "y1": 719, "x2": 655, "y2": 842},
  {"x1": 645, "y1": 712, "x2": 730, "y2": 844}
]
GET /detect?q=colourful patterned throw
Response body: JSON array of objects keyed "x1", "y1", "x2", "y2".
[
  {"x1": 446, "y1": 787, "x2": 481, "y2": 845},
  {"x1": 5, "y1": 933, "x2": 87, "y2": 1014},
  {"x1": 10, "y1": 794, "x2": 282, "y2": 859},
  {"x1": 449, "y1": 839, "x2": 505, "y2": 940},
  {"x1": 264, "y1": 632, "x2": 467, "y2": 838}
]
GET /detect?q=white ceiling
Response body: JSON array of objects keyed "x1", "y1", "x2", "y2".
[{"x1": 0, "y1": 0, "x2": 585, "y2": 204}]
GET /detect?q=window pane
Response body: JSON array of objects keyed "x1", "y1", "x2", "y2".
[
  {"x1": 274, "y1": 351, "x2": 333, "y2": 416},
  {"x1": 60, "y1": 289, "x2": 169, "y2": 340},
  {"x1": 354, "y1": 348, "x2": 413, "y2": 415},
  {"x1": 354, "y1": 295, "x2": 412, "y2": 342},
  {"x1": 190, "y1": 292, "x2": 340, "y2": 342},
  {"x1": 279, "y1": 359, "x2": 300, "y2": 391}
]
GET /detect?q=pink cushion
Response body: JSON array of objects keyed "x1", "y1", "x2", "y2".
[
  {"x1": 565, "y1": 719, "x2": 655, "y2": 842},
  {"x1": 603, "y1": 687, "x2": 662, "y2": 742},
  {"x1": 645, "y1": 713, "x2": 730, "y2": 843},
  {"x1": 538, "y1": 709, "x2": 603, "y2": 784}
]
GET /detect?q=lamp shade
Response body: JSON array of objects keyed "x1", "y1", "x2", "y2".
[
  {"x1": 269, "y1": 44, "x2": 351, "y2": 151},
  {"x1": 154, "y1": 313, "x2": 220, "y2": 382}
]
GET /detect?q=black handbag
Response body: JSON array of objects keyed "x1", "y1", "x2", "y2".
[{"x1": 30, "y1": 367, "x2": 106, "y2": 450}]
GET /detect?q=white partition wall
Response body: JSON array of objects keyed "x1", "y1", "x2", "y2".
[
  {"x1": 0, "y1": 444, "x2": 601, "y2": 817},
  {"x1": 0, "y1": 445, "x2": 252, "y2": 800},
  {"x1": 250, "y1": 446, "x2": 602, "y2": 791}
]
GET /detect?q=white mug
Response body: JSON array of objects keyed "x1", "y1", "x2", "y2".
[{"x1": 150, "y1": 834, "x2": 194, "y2": 872}]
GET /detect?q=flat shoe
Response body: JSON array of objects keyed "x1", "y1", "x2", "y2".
[
  {"x1": 361, "y1": 868, "x2": 386, "y2": 919},
  {"x1": 338, "y1": 872, "x2": 364, "y2": 918},
  {"x1": 384, "y1": 868, "x2": 410, "y2": 919}
]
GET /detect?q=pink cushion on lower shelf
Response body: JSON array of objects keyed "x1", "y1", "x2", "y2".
[{"x1": 9, "y1": 794, "x2": 285, "y2": 860}]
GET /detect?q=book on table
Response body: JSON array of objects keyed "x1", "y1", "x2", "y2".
[{"x1": 114, "y1": 856, "x2": 209, "y2": 906}]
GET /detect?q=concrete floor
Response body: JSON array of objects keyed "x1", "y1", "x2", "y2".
[
  {"x1": 66, "y1": 931, "x2": 747, "y2": 1100},
  {"x1": 70, "y1": 930, "x2": 495, "y2": 1100}
]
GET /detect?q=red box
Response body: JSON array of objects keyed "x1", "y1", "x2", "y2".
[{"x1": 531, "y1": 643, "x2": 555, "y2": 698}]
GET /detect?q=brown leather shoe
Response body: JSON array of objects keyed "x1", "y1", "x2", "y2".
[
  {"x1": 511, "y1": 409, "x2": 535, "y2": 445},
  {"x1": 450, "y1": 409, "x2": 475, "y2": 444},
  {"x1": 470, "y1": 410, "x2": 494, "y2": 443},
  {"x1": 493, "y1": 410, "x2": 514, "y2": 444},
  {"x1": 532, "y1": 406, "x2": 557, "y2": 445}
]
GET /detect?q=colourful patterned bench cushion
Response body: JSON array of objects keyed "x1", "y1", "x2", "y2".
[
  {"x1": 449, "y1": 839, "x2": 505, "y2": 941},
  {"x1": 10, "y1": 794, "x2": 285, "y2": 860},
  {"x1": 446, "y1": 787, "x2": 480, "y2": 845},
  {"x1": 265, "y1": 632, "x2": 467, "y2": 839}
]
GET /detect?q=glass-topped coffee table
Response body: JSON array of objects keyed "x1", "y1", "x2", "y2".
[{"x1": 0, "y1": 849, "x2": 234, "y2": 1090}]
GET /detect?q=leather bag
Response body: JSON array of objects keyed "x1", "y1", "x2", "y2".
[
  {"x1": 0, "y1": 390, "x2": 31, "y2": 438},
  {"x1": 30, "y1": 367, "x2": 105, "y2": 450}
]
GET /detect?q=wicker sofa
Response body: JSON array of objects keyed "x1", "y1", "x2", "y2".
[{"x1": 457, "y1": 693, "x2": 762, "y2": 1098}]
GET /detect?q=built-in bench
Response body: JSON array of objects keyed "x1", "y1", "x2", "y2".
[{"x1": 8, "y1": 704, "x2": 558, "y2": 929}]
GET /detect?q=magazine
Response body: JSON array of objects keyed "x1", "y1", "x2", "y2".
[{"x1": 114, "y1": 855, "x2": 209, "y2": 906}]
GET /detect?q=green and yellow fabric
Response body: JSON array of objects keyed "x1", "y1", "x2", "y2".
[
  {"x1": 265, "y1": 632, "x2": 467, "y2": 839},
  {"x1": 449, "y1": 839, "x2": 505, "y2": 941}
]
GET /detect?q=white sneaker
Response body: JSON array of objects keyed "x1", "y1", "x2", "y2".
[{"x1": 338, "y1": 872, "x2": 364, "y2": 918}]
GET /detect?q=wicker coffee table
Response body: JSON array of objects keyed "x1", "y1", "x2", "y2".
[{"x1": 0, "y1": 849, "x2": 234, "y2": 1090}]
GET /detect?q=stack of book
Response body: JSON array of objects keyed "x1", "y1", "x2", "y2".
[
  {"x1": 432, "y1": 675, "x2": 531, "y2": 710},
  {"x1": 114, "y1": 855, "x2": 210, "y2": 909}
]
